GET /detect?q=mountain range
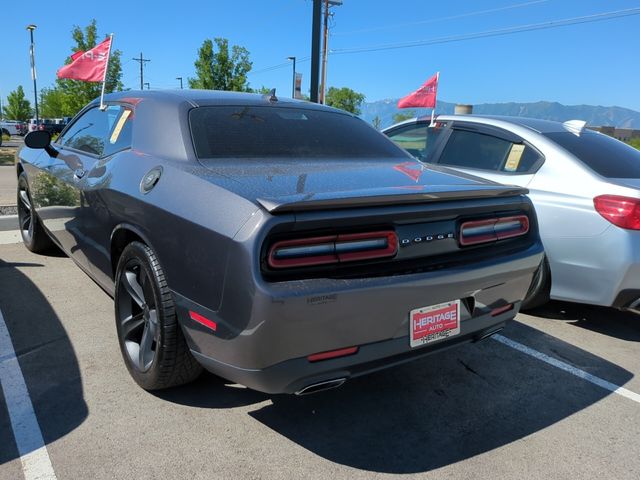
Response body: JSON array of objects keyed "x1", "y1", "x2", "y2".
[{"x1": 360, "y1": 100, "x2": 640, "y2": 130}]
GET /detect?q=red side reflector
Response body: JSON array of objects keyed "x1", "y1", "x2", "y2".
[
  {"x1": 490, "y1": 304, "x2": 514, "y2": 316},
  {"x1": 307, "y1": 346, "x2": 358, "y2": 362},
  {"x1": 189, "y1": 310, "x2": 217, "y2": 331},
  {"x1": 594, "y1": 195, "x2": 640, "y2": 230}
]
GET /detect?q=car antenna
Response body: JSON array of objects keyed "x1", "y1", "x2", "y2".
[{"x1": 263, "y1": 88, "x2": 278, "y2": 103}]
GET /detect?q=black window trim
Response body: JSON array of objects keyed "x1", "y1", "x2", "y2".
[{"x1": 431, "y1": 122, "x2": 546, "y2": 175}]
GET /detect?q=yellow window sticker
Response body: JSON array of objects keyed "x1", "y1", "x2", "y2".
[
  {"x1": 110, "y1": 109, "x2": 131, "y2": 144},
  {"x1": 504, "y1": 144, "x2": 525, "y2": 172}
]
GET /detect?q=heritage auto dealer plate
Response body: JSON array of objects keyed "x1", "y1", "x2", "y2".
[{"x1": 410, "y1": 300, "x2": 461, "y2": 347}]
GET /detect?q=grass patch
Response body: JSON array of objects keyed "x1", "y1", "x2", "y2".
[{"x1": 0, "y1": 147, "x2": 16, "y2": 166}]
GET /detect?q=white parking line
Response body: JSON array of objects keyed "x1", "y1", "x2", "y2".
[
  {"x1": 0, "y1": 309, "x2": 57, "y2": 480},
  {"x1": 493, "y1": 333, "x2": 640, "y2": 404}
]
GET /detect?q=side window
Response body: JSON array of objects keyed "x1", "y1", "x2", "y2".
[
  {"x1": 58, "y1": 107, "x2": 109, "y2": 156},
  {"x1": 438, "y1": 129, "x2": 543, "y2": 174},
  {"x1": 58, "y1": 105, "x2": 132, "y2": 157},
  {"x1": 103, "y1": 106, "x2": 132, "y2": 157},
  {"x1": 387, "y1": 124, "x2": 429, "y2": 161}
]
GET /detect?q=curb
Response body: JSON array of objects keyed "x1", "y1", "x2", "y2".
[{"x1": 0, "y1": 214, "x2": 18, "y2": 231}]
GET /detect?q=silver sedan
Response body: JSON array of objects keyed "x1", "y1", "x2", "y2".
[{"x1": 385, "y1": 115, "x2": 640, "y2": 311}]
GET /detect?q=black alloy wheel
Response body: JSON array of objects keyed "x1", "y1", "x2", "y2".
[{"x1": 115, "y1": 241, "x2": 202, "y2": 390}]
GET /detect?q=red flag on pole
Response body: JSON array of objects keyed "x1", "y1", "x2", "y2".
[
  {"x1": 398, "y1": 72, "x2": 439, "y2": 109},
  {"x1": 57, "y1": 37, "x2": 112, "y2": 82}
]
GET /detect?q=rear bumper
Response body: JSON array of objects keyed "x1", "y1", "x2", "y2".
[
  {"x1": 190, "y1": 308, "x2": 513, "y2": 394},
  {"x1": 546, "y1": 226, "x2": 640, "y2": 307},
  {"x1": 173, "y1": 241, "x2": 543, "y2": 393}
]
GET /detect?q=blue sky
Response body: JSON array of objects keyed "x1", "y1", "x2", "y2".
[{"x1": 2, "y1": 0, "x2": 639, "y2": 111}]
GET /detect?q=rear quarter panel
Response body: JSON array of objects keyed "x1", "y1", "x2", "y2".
[{"x1": 82, "y1": 151, "x2": 259, "y2": 310}]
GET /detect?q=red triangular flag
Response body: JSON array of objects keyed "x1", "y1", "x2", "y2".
[
  {"x1": 57, "y1": 37, "x2": 111, "y2": 82},
  {"x1": 398, "y1": 73, "x2": 439, "y2": 109}
]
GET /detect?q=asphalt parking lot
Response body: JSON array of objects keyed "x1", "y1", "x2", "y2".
[{"x1": 1, "y1": 227, "x2": 640, "y2": 479}]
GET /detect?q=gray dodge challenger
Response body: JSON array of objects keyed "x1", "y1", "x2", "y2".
[{"x1": 17, "y1": 90, "x2": 543, "y2": 394}]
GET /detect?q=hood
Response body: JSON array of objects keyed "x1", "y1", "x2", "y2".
[{"x1": 198, "y1": 158, "x2": 528, "y2": 213}]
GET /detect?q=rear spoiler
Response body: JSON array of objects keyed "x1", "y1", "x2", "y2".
[{"x1": 257, "y1": 185, "x2": 529, "y2": 214}]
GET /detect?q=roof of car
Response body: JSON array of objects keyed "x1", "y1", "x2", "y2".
[
  {"x1": 433, "y1": 114, "x2": 578, "y2": 133},
  {"x1": 100, "y1": 89, "x2": 335, "y2": 112}
]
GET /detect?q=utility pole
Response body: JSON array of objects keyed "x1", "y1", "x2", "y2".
[
  {"x1": 319, "y1": 0, "x2": 342, "y2": 104},
  {"x1": 310, "y1": 0, "x2": 322, "y2": 103},
  {"x1": 176, "y1": 77, "x2": 183, "y2": 89},
  {"x1": 132, "y1": 52, "x2": 150, "y2": 90}
]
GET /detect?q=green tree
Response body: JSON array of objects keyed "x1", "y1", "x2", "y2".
[
  {"x1": 253, "y1": 86, "x2": 273, "y2": 95},
  {"x1": 40, "y1": 19, "x2": 123, "y2": 118},
  {"x1": 371, "y1": 115, "x2": 381, "y2": 130},
  {"x1": 392, "y1": 110, "x2": 416, "y2": 124},
  {"x1": 3, "y1": 86, "x2": 32, "y2": 121},
  {"x1": 39, "y1": 87, "x2": 68, "y2": 118},
  {"x1": 324, "y1": 87, "x2": 365, "y2": 115},
  {"x1": 189, "y1": 38, "x2": 252, "y2": 91}
]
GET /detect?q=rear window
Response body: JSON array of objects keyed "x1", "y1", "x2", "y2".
[
  {"x1": 544, "y1": 131, "x2": 640, "y2": 178},
  {"x1": 190, "y1": 106, "x2": 406, "y2": 159}
]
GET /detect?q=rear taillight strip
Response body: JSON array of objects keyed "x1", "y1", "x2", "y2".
[
  {"x1": 268, "y1": 231, "x2": 398, "y2": 269},
  {"x1": 459, "y1": 215, "x2": 529, "y2": 246}
]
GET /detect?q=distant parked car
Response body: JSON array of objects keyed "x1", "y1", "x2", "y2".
[
  {"x1": 16, "y1": 90, "x2": 543, "y2": 394},
  {"x1": 385, "y1": 115, "x2": 640, "y2": 311},
  {"x1": 1, "y1": 120, "x2": 23, "y2": 136}
]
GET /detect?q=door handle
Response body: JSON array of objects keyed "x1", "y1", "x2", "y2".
[{"x1": 74, "y1": 168, "x2": 86, "y2": 180}]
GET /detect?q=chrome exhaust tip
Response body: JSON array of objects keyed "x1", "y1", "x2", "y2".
[
  {"x1": 474, "y1": 327, "x2": 504, "y2": 343},
  {"x1": 295, "y1": 378, "x2": 347, "y2": 396}
]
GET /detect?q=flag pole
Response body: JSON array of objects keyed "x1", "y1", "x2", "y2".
[
  {"x1": 99, "y1": 33, "x2": 114, "y2": 111},
  {"x1": 430, "y1": 71, "x2": 440, "y2": 127}
]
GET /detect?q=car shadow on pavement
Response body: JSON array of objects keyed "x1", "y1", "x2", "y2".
[
  {"x1": 529, "y1": 300, "x2": 640, "y2": 342},
  {"x1": 0, "y1": 258, "x2": 87, "y2": 465},
  {"x1": 154, "y1": 372, "x2": 270, "y2": 409},
  {"x1": 246, "y1": 320, "x2": 632, "y2": 474}
]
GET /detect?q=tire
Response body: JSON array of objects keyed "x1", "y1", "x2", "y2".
[
  {"x1": 114, "y1": 241, "x2": 202, "y2": 390},
  {"x1": 521, "y1": 255, "x2": 551, "y2": 311},
  {"x1": 17, "y1": 172, "x2": 54, "y2": 253}
]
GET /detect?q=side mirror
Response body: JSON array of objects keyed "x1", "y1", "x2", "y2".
[
  {"x1": 25, "y1": 130, "x2": 52, "y2": 149},
  {"x1": 25, "y1": 130, "x2": 58, "y2": 158}
]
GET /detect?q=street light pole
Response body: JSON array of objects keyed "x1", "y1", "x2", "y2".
[
  {"x1": 287, "y1": 56, "x2": 296, "y2": 98},
  {"x1": 176, "y1": 77, "x2": 183, "y2": 89},
  {"x1": 26, "y1": 24, "x2": 39, "y2": 126}
]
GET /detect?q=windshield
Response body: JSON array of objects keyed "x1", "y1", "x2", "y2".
[
  {"x1": 544, "y1": 131, "x2": 640, "y2": 178},
  {"x1": 190, "y1": 106, "x2": 407, "y2": 159}
]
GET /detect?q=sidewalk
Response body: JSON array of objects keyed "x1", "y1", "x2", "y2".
[{"x1": 0, "y1": 166, "x2": 17, "y2": 208}]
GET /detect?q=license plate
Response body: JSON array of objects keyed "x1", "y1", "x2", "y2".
[{"x1": 410, "y1": 300, "x2": 461, "y2": 347}]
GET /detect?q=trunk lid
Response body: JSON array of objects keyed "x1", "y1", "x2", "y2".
[{"x1": 199, "y1": 158, "x2": 528, "y2": 213}]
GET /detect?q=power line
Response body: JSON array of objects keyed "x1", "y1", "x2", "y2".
[
  {"x1": 252, "y1": 56, "x2": 311, "y2": 75},
  {"x1": 333, "y1": 0, "x2": 552, "y2": 36},
  {"x1": 330, "y1": 7, "x2": 640, "y2": 55}
]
